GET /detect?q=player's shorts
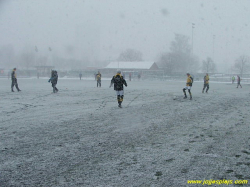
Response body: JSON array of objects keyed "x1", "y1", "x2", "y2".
[
  {"x1": 183, "y1": 86, "x2": 192, "y2": 90},
  {"x1": 116, "y1": 90, "x2": 124, "y2": 96}
]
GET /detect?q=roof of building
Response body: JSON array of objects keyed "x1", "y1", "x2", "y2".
[
  {"x1": 105, "y1": 61, "x2": 158, "y2": 70},
  {"x1": 85, "y1": 67, "x2": 102, "y2": 70},
  {"x1": 35, "y1": 66, "x2": 54, "y2": 68}
]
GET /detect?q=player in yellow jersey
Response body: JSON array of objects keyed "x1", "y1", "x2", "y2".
[{"x1": 183, "y1": 73, "x2": 193, "y2": 100}]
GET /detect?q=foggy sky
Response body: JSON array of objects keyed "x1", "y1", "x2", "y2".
[{"x1": 1, "y1": 0, "x2": 250, "y2": 72}]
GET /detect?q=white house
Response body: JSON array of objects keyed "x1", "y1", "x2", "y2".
[
  {"x1": 104, "y1": 61, "x2": 162, "y2": 80},
  {"x1": 105, "y1": 61, "x2": 159, "y2": 71}
]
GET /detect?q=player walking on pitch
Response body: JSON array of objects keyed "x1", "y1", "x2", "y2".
[
  {"x1": 96, "y1": 71, "x2": 101, "y2": 87},
  {"x1": 11, "y1": 68, "x2": 21, "y2": 92},
  {"x1": 202, "y1": 73, "x2": 209, "y2": 93},
  {"x1": 236, "y1": 75, "x2": 242, "y2": 88},
  {"x1": 232, "y1": 76, "x2": 235, "y2": 84},
  {"x1": 110, "y1": 70, "x2": 127, "y2": 108},
  {"x1": 48, "y1": 70, "x2": 59, "y2": 93}
]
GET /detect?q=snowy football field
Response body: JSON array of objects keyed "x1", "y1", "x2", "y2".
[{"x1": 1, "y1": 78, "x2": 250, "y2": 186}]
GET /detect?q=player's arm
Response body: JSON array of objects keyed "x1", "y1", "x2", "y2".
[
  {"x1": 110, "y1": 77, "x2": 114, "y2": 87},
  {"x1": 123, "y1": 78, "x2": 127, "y2": 87}
]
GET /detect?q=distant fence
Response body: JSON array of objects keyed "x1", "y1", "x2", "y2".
[{"x1": 1, "y1": 69, "x2": 250, "y2": 83}]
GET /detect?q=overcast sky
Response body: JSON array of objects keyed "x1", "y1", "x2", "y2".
[{"x1": 0, "y1": 0, "x2": 250, "y2": 72}]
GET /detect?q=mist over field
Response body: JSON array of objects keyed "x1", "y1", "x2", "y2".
[{"x1": 1, "y1": 0, "x2": 250, "y2": 74}]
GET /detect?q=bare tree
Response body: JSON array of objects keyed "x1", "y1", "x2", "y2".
[
  {"x1": 159, "y1": 53, "x2": 175, "y2": 73},
  {"x1": 234, "y1": 55, "x2": 249, "y2": 77},
  {"x1": 165, "y1": 33, "x2": 199, "y2": 73},
  {"x1": 117, "y1": 48, "x2": 143, "y2": 61},
  {"x1": 202, "y1": 57, "x2": 216, "y2": 73},
  {"x1": 170, "y1": 34, "x2": 191, "y2": 54}
]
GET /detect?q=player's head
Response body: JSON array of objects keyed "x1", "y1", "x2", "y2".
[
  {"x1": 186, "y1": 73, "x2": 190, "y2": 76},
  {"x1": 117, "y1": 69, "x2": 121, "y2": 74}
]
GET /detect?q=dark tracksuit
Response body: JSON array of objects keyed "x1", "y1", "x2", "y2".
[
  {"x1": 202, "y1": 75, "x2": 209, "y2": 93},
  {"x1": 237, "y1": 76, "x2": 242, "y2": 88},
  {"x1": 110, "y1": 73, "x2": 127, "y2": 106},
  {"x1": 11, "y1": 70, "x2": 21, "y2": 92},
  {"x1": 49, "y1": 71, "x2": 58, "y2": 93}
]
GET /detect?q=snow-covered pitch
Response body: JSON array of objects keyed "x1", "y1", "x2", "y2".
[{"x1": 1, "y1": 78, "x2": 250, "y2": 186}]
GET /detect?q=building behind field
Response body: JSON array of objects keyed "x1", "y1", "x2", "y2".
[{"x1": 104, "y1": 61, "x2": 163, "y2": 80}]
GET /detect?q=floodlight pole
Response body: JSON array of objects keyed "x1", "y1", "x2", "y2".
[
  {"x1": 192, "y1": 23, "x2": 195, "y2": 54},
  {"x1": 213, "y1": 35, "x2": 215, "y2": 62}
]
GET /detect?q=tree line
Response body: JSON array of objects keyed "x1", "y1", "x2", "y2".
[
  {"x1": 118, "y1": 34, "x2": 250, "y2": 77},
  {"x1": 1, "y1": 34, "x2": 249, "y2": 76}
]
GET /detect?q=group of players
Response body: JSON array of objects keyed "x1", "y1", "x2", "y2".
[
  {"x1": 10, "y1": 68, "x2": 243, "y2": 107},
  {"x1": 10, "y1": 68, "x2": 128, "y2": 108},
  {"x1": 183, "y1": 72, "x2": 209, "y2": 100},
  {"x1": 232, "y1": 75, "x2": 242, "y2": 88},
  {"x1": 183, "y1": 73, "x2": 242, "y2": 100}
]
